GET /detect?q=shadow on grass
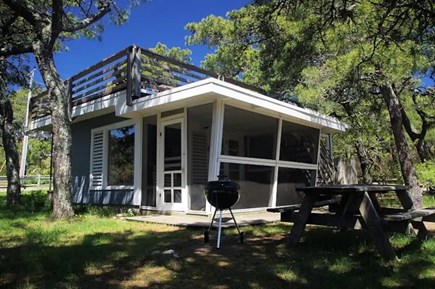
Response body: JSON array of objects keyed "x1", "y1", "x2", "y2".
[
  {"x1": 1, "y1": 227, "x2": 433, "y2": 289},
  {"x1": 1, "y1": 194, "x2": 434, "y2": 289}
]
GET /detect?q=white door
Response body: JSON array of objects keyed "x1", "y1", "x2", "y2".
[{"x1": 158, "y1": 118, "x2": 186, "y2": 211}]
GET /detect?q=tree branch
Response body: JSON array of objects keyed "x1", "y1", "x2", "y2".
[
  {"x1": 3, "y1": 0, "x2": 39, "y2": 26},
  {"x1": 0, "y1": 42, "x2": 33, "y2": 57},
  {"x1": 62, "y1": 1, "x2": 111, "y2": 33},
  {"x1": 52, "y1": 0, "x2": 65, "y2": 38}
]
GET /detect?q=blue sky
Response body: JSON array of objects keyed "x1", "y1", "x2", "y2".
[{"x1": 32, "y1": 0, "x2": 249, "y2": 84}]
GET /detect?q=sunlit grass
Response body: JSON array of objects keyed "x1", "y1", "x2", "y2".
[{"x1": 423, "y1": 194, "x2": 435, "y2": 207}]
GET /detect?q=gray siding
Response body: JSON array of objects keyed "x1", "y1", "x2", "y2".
[{"x1": 71, "y1": 113, "x2": 135, "y2": 206}]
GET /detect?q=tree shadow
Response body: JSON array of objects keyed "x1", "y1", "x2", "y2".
[{"x1": 1, "y1": 199, "x2": 434, "y2": 289}]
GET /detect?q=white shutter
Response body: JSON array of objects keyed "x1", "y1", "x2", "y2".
[{"x1": 90, "y1": 130, "x2": 104, "y2": 188}]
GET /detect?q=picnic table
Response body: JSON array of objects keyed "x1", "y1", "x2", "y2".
[{"x1": 268, "y1": 184, "x2": 435, "y2": 260}]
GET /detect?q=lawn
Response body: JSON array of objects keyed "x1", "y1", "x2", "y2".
[{"x1": 0, "y1": 191, "x2": 434, "y2": 289}]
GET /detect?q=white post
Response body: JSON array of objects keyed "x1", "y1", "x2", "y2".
[
  {"x1": 217, "y1": 209, "x2": 223, "y2": 249},
  {"x1": 19, "y1": 69, "x2": 35, "y2": 178}
]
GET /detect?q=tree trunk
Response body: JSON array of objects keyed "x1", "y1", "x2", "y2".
[
  {"x1": 380, "y1": 83, "x2": 422, "y2": 208},
  {"x1": 354, "y1": 142, "x2": 372, "y2": 183},
  {"x1": 0, "y1": 93, "x2": 22, "y2": 206},
  {"x1": 415, "y1": 138, "x2": 433, "y2": 162},
  {"x1": 34, "y1": 46, "x2": 74, "y2": 218}
]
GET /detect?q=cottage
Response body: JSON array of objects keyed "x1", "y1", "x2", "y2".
[{"x1": 28, "y1": 45, "x2": 346, "y2": 215}]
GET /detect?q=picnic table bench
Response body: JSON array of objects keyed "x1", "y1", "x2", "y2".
[
  {"x1": 267, "y1": 198, "x2": 340, "y2": 222},
  {"x1": 268, "y1": 184, "x2": 435, "y2": 260}
]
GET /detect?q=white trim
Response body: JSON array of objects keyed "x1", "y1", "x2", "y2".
[
  {"x1": 270, "y1": 118, "x2": 283, "y2": 207},
  {"x1": 73, "y1": 91, "x2": 123, "y2": 119},
  {"x1": 218, "y1": 155, "x2": 317, "y2": 170},
  {"x1": 89, "y1": 119, "x2": 137, "y2": 192},
  {"x1": 158, "y1": 115, "x2": 187, "y2": 212},
  {"x1": 133, "y1": 119, "x2": 143, "y2": 206},
  {"x1": 117, "y1": 78, "x2": 346, "y2": 133},
  {"x1": 156, "y1": 113, "x2": 163, "y2": 209},
  {"x1": 207, "y1": 100, "x2": 224, "y2": 214},
  {"x1": 30, "y1": 78, "x2": 346, "y2": 134}
]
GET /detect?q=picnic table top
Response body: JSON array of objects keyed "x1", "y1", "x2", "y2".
[{"x1": 296, "y1": 184, "x2": 410, "y2": 194}]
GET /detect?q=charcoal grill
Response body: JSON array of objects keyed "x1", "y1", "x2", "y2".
[{"x1": 204, "y1": 175, "x2": 243, "y2": 248}]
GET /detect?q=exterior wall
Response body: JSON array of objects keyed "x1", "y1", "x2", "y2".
[{"x1": 71, "y1": 113, "x2": 133, "y2": 205}]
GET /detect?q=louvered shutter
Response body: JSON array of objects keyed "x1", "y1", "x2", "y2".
[
  {"x1": 192, "y1": 132, "x2": 208, "y2": 184},
  {"x1": 90, "y1": 131, "x2": 104, "y2": 188}
]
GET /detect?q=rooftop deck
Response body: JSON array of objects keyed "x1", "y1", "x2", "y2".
[{"x1": 29, "y1": 45, "x2": 270, "y2": 124}]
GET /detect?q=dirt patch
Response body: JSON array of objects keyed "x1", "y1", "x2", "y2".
[{"x1": 424, "y1": 221, "x2": 435, "y2": 233}]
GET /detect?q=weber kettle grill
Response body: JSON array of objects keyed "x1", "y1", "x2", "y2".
[{"x1": 204, "y1": 175, "x2": 244, "y2": 248}]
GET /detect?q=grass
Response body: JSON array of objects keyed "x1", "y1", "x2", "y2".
[
  {"x1": 423, "y1": 194, "x2": 435, "y2": 207},
  {"x1": 0, "y1": 192, "x2": 435, "y2": 289}
]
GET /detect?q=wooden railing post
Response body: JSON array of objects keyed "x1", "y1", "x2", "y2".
[{"x1": 126, "y1": 45, "x2": 141, "y2": 106}]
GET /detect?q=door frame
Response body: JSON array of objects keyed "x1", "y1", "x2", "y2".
[{"x1": 157, "y1": 115, "x2": 187, "y2": 212}]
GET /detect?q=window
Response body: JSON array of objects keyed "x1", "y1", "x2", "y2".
[
  {"x1": 90, "y1": 121, "x2": 136, "y2": 188},
  {"x1": 215, "y1": 105, "x2": 320, "y2": 210},
  {"x1": 108, "y1": 125, "x2": 135, "y2": 186},
  {"x1": 222, "y1": 105, "x2": 278, "y2": 160},
  {"x1": 219, "y1": 162, "x2": 274, "y2": 209},
  {"x1": 280, "y1": 121, "x2": 320, "y2": 164}
]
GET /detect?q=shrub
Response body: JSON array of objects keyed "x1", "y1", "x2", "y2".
[
  {"x1": 416, "y1": 160, "x2": 435, "y2": 194},
  {"x1": 22, "y1": 190, "x2": 52, "y2": 213},
  {"x1": 73, "y1": 204, "x2": 119, "y2": 217}
]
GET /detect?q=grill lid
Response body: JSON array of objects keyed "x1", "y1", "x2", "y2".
[{"x1": 205, "y1": 175, "x2": 240, "y2": 210}]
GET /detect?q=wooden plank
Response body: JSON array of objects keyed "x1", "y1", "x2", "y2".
[
  {"x1": 297, "y1": 185, "x2": 410, "y2": 194},
  {"x1": 267, "y1": 198, "x2": 340, "y2": 213},
  {"x1": 267, "y1": 204, "x2": 301, "y2": 213},
  {"x1": 288, "y1": 193, "x2": 318, "y2": 245},
  {"x1": 72, "y1": 69, "x2": 122, "y2": 95},
  {"x1": 72, "y1": 59, "x2": 126, "y2": 88},
  {"x1": 141, "y1": 64, "x2": 187, "y2": 85},
  {"x1": 395, "y1": 189, "x2": 415, "y2": 210},
  {"x1": 141, "y1": 56, "x2": 206, "y2": 82},
  {"x1": 73, "y1": 80, "x2": 118, "y2": 100},
  {"x1": 282, "y1": 212, "x2": 359, "y2": 228},
  {"x1": 140, "y1": 74, "x2": 176, "y2": 90},
  {"x1": 358, "y1": 192, "x2": 397, "y2": 260},
  {"x1": 70, "y1": 48, "x2": 128, "y2": 81},
  {"x1": 73, "y1": 82, "x2": 127, "y2": 106},
  {"x1": 383, "y1": 209, "x2": 435, "y2": 221},
  {"x1": 411, "y1": 220, "x2": 430, "y2": 239},
  {"x1": 140, "y1": 48, "x2": 270, "y2": 96},
  {"x1": 423, "y1": 214, "x2": 435, "y2": 222}
]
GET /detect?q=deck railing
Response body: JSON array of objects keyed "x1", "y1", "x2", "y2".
[{"x1": 29, "y1": 45, "x2": 268, "y2": 123}]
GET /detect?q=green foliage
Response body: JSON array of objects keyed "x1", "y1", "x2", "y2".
[
  {"x1": 21, "y1": 190, "x2": 52, "y2": 213},
  {"x1": 186, "y1": 0, "x2": 435, "y2": 183},
  {"x1": 416, "y1": 160, "x2": 435, "y2": 190},
  {"x1": 150, "y1": 42, "x2": 192, "y2": 63},
  {"x1": 25, "y1": 226, "x2": 65, "y2": 245},
  {"x1": 73, "y1": 204, "x2": 122, "y2": 217}
]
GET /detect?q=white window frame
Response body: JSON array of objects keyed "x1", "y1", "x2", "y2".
[
  {"x1": 212, "y1": 103, "x2": 321, "y2": 210},
  {"x1": 90, "y1": 119, "x2": 139, "y2": 190}
]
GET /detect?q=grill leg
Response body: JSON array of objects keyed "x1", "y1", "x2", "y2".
[
  {"x1": 217, "y1": 209, "x2": 223, "y2": 249},
  {"x1": 204, "y1": 208, "x2": 218, "y2": 243},
  {"x1": 228, "y1": 207, "x2": 244, "y2": 243}
]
